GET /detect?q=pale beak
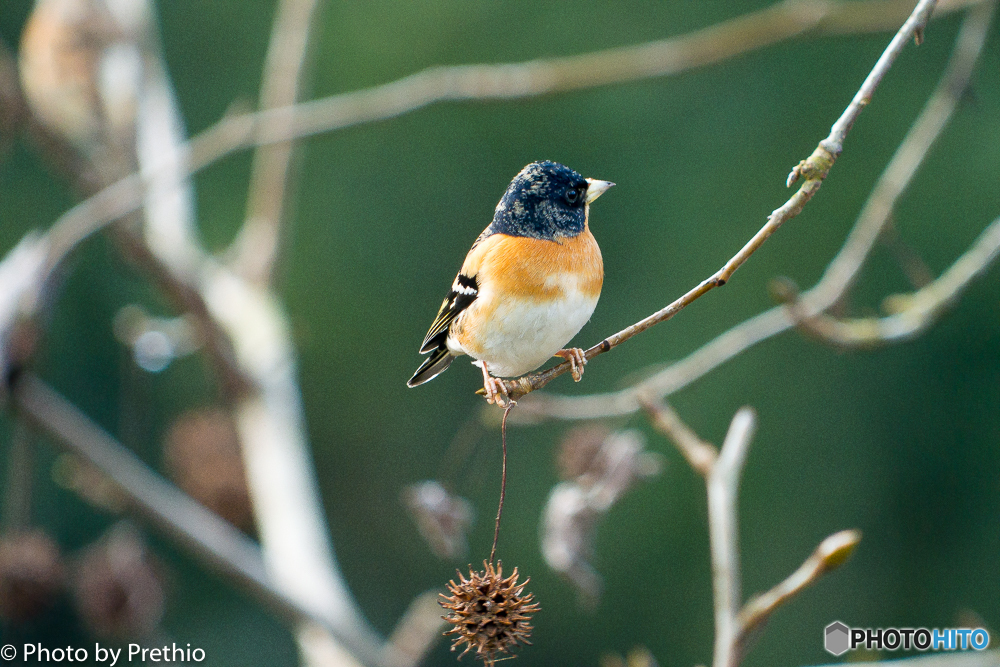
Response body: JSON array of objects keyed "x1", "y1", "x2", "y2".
[{"x1": 585, "y1": 178, "x2": 615, "y2": 204}]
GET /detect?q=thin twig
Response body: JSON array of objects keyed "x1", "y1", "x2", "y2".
[
  {"x1": 230, "y1": 0, "x2": 321, "y2": 286},
  {"x1": 514, "y1": 0, "x2": 995, "y2": 420},
  {"x1": 817, "y1": 0, "x2": 939, "y2": 159},
  {"x1": 808, "y1": 0, "x2": 995, "y2": 308},
  {"x1": 708, "y1": 408, "x2": 756, "y2": 667}
]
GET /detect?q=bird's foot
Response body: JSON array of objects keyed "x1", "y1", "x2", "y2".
[
  {"x1": 476, "y1": 361, "x2": 512, "y2": 407},
  {"x1": 555, "y1": 348, "x2": 587, "y2": 382}
]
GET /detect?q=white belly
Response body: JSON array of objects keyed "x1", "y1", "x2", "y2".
[{"x1": 449, "y1": 286, "x2": 599, "y2": 378}]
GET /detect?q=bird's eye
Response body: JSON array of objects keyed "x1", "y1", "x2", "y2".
[{"x1": 565, "y1": 187, "x2": 579, "y2": 204}]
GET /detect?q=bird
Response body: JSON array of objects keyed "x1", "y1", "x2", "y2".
[{"x1": 407, "y1": 161, "x2": 614, "y2": 406}]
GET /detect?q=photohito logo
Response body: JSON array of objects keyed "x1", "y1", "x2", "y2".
[{"x1": 824, "y1": 622, "x2": 990, "y2": 656}]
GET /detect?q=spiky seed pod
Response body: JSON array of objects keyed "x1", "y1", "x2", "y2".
[{"x1": 440, "y1": 561, "x2": 540, "y2": 665}]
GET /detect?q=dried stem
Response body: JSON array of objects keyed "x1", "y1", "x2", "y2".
[
  {"x1": 515, "y1": 0, "x2": 996, "y2": 420},
  {"x1": 490, "y1": 403, "x2": 515, "y2": 565},
  {"x1": 230, "y1": 0, "x2": 321, "y2": 286}
]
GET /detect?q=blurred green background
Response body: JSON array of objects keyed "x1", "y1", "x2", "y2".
[{"x1": 1, "y1": 1, "x2": 998, "y2": 665}]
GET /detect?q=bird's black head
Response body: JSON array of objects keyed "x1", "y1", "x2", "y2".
[{"x1": 489, "y1": 161, "x2": 595, "y2": 240}]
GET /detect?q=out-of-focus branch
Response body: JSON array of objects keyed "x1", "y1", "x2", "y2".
[
  {"x1": 10, "y1": 373, "x2": 353, "y2": 648},
  {"x1": 777, "y1": 213, "x2": 1000, "y2": 347},
  {"x1": 647, "y1": 402, "x2": 860, "y2": 667},
  {"x1": 15, "y1": 1, "x2": 383, "y2": 663},
  {"x1": 230, "y1": 0, "x2": 321, "y2": 286},
  {"x1": 204, "y1": 0, "x2": 980, "y2": 150},
  {"x1": 33, "y1": 0, "x2": 984, "y2": 283},
  {"x1": 515, "y1": 0, "x2": 996, "y2": 420},
  {"x1": 790, "y1": 0, "x2": 938, "y2": 178},
  {"x1": 708, "y1": 409, "x2": 756, "y2": 667},
  {"x1": 642, "y1": 399, "x2": 716, "y2": 476}
]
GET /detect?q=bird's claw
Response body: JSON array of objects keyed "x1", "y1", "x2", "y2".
[
  {"x1": 555, "y1": 348, "x2": 587, "y2": 382},
  {"x1": 476, "y1": 361, "x2": 512, "y2": 407},
  {"x1": 484, "y1": 376, "x2": 512, "y2": 407}
]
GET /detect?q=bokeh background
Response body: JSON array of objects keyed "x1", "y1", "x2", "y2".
[{"x1": 0, "y1": 1, "x2": 998, "y2": 666}]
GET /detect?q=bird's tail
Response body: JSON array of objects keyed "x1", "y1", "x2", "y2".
[{"x1": 407, "y1": 348, "x2": 455, "y2": 387}]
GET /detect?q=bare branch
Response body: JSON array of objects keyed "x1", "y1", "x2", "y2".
[
  {"x1": 808, "y1": 0, "x2": 995, "y2": 308},
  {"x1": 709, "y1": 408, "x2": 756, "y2": 667},
  {"x1": 514, "y1": 0, "x2": 996, "y2": 420},
  {"x1": 818, "y1": 0, "x2": 937, "y2": 159},
  {"x1": 230, "y1": 0, "x2": 322, "y2": 286},
  {"x1": 642, "y1": 398, "x2": 717, "y2": 477},
  {"x1": 737, "y1": 530, "x2": 861, "y2": 648},
  {"x1": 779, "y1": 214, "x2": 1000, "y2": 346}
]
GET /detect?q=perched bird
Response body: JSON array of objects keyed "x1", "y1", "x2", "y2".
[{"x1": 408, "y1": 161, "x2": 614, "y2": 406}]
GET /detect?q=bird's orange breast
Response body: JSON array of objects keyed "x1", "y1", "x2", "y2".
[{"x1": 461, "y1": 227, "x2": 604, "y2": 301}]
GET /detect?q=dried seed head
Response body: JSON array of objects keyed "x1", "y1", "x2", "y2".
[
  {"x1": 403, "y1": 480, "x2": 474, "y2": 560},
  {"x1": 163, "y1": 408, "x2": 253, "y2": 530},
  {"x1": 556, "y1": 424, "x2": 611, "y2": 481},
  {"x1": 0, "y1": 531, "x2": 65, "y2": 623},
  {"x1": 72, "y1": 524, "x2": 164, "y2": 639},
  {"x1": 440, "y1": 561, "x2": 540, "y2": 665}
]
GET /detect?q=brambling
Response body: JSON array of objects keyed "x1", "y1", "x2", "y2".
[{"x1": 407, "y1": 161, "x2": 614, "y2": 406}]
